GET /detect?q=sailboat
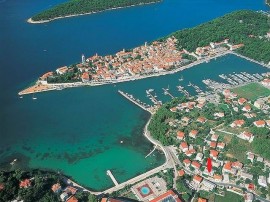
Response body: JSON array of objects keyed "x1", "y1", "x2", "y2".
[
  {"x1": 179, "y1": 75, "x2": 184, "y2": 81},
  {"x1": 32, "y1": 94, "x2": 37, "y2": 100}
]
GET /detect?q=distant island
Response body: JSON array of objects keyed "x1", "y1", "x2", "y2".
[
  {"x1": 20, "y1": 10, "x2": 270, "y2": 95},
  {"x1": 28, "y1": 0, "x2": 161, "y2": 23}
]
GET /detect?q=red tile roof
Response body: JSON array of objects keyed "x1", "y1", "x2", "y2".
[
  {"x1": 178, "y1": 169, "x2": 185, "y2": 177},
  {"x1": 254, "y1": 120, "x2": 265, "y2": 126},
  {"x1": 210, "y1": 150, "x2": 219, "y2": 157},
  {"x1": 224, "y1": 162, "x2": 232, "y2": 171},
  {"x1": 177, "y1": 131, "x2": 185, "y2": 139},
  {"x1": 192, "y1": 161, "x2": 201, "y2": 169},
  {"x1": 198, "y1": 198, "x2": 207, "y2": 202},
  {"x1": 51, "y1": 183, "x2": 61, "y2": 192},
  {"x1": 67, "y1": 196, "x2": 78, "y2": 202},
  {"x1": 19, "y1": 179, "x2": 31, "y2": 188},
  {"x1": 150, "y1": 190, "x2": 182, "y2": 202},
  {"x1": 210, "y1": 141, "x2": 217, "y2": 148},
  {"x1": 193, "y1": 175, "x2": 203, "y2": 183},
  {"x1": 213, "y1": 174, "x2": 223, "y2": 180}
]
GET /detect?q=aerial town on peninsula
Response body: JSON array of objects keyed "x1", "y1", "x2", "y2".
[
  {"x1": 2, "y1": 6, "x2": 270, "y2": 202},
  {"x1": 18, "y1": 37, "x2": 246, "y2": 96}
]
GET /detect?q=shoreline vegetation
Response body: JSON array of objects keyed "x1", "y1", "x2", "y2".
[
  {"x1": 28, "y1": 0, "x2": 161, "y2": 24},
  {"x1": 19, "y1": 10, "x2": 270, "y2": 96}
]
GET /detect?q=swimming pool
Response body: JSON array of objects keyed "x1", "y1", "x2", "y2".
[{"x1": 140, "y1": 186, "x2": 150, "y2": 195}]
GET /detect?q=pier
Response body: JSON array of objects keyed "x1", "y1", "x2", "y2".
[
  {"x1": 162, "y1": 88, "x2": 175, "y2": 99},
  {"x1": 106, "y1": 170, "x2": 119, "y2": 186},
  {"x1": 145, "y1": 145, "x2": 157, "y2": 158},
  {"x1": 231, "y1": 52, "x2": 270, "y2": 69},
  {"x1": 146, "y1": 89, "x2": 162, "y2": 106},
  {"x1": 118, "y1": 90, "x2": 153, "y2": 114}
]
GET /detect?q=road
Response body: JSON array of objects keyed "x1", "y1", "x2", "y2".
[{"x1": 166, "y1": 147, "x2": 270, "y2": 202}]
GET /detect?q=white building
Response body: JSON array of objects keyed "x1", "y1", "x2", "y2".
[{"x1": 258, "y1": 176, "x2": 267, "y2": 187}]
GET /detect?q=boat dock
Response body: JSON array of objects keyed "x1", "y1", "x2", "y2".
[
  {"x1": 106, "y1": 170, "x2": 119, "y2": 186},
  {"x1": 146, "y1": 89, "x2": 162, "y2": 106},
  {"x1": 118, "y1": 90, "x2": 153, "y2": 114},
  {"x1": 176, "y1": 85, "x2": 190, "y2": 97},
  {"x1": 162, "y1": 88, "x2": 175, "y2": 99}
]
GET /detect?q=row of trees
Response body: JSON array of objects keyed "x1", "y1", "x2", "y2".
[
  {"x1": 32, "y1": 0, "x2": 161, "y2": 21},
  {"x1": 165, "y1": 10, "x2": 270, "y2": 63}
]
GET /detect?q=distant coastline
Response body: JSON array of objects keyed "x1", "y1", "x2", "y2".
[
  {"x1": 266, "y1": 0, "x2": 270, "y2": 6},
  {"x1": 28, "y1": 1, "x2": 161, "y2": 24}
]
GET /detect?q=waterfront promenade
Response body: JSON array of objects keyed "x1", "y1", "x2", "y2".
[{"x1": 18, "y1": 49, "x2": 232, "y2": 96}]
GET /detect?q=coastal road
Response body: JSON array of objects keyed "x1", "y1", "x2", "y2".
[{"x1": 166, "y1": 147, "x2": 270, "y2": 202}]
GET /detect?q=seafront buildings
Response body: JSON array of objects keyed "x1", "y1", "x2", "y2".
[{"x1": 18, "y1": 37, "x2": 244, "y2": 95}]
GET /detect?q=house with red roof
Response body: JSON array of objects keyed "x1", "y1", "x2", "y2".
[
  {"x1": 66, "y1": 196, "x2": 78, "y2": 202},
  {"x1": 211, "y1": 134, "x2": 219, "y2": 142},
  {"x1": 223, "y1": 162, "x2": 237, "y2": 175},
  {"x1": 56, "y1": 66, "x2": 69, "y2": 75},
  {"x1": 230, "y1": 119, "x2": 245, "y2": 128},
  {"x1": 51, "y1": 183, "x2": 62, "y2": 193},
  {"x1": 185, "y1": 149, "x2": 196, "y2": 157},
  {"x1": 209, "y1": 141, "x2": 217, "y2": 148},
  {"x1": 19, "y1": 179, "x2": 31, "y2": 188},
  {"x1": 261, "y1": 78, "x2": 270, "y2": 86},
  {"x1": 170, "y1": 107, "x2": 177, "y2": 112},
  {"x1": 213, "y1": 174, "x2": 223, "y2": 182},
  {"x1": 232, "y1": 161, "x2": 243, "y2": 170},
  {"x1": 198, "y1": 198, "x2": 207, "y2": 202},
  {"x1": 183, "y1": 159, "x2": 191, "y2": 167},
  {"x1": 253, "y1": 120, "x2": 265, "y2": 127},
  {"x1": 177, "y1": 131, "x2": 185, "y2": 140},
  {"x1": 238, "y1": 98, "x2": 247, "y2": 105},
  {"x1": 189, "y1": 130, "x2": 198, "y2": 138},
  {"x1": 149, "y1": 190, "x2": 182, "y2": 202},
  {"x1": 239, "y1": 131, "x2": 254, "y2": 142},
  {"x1": 197, "y1": 117, "x2": 206, "y2": 124},
  {"x1": 210, "y1": 150, "x2": 219, "y2": 160},
  {"x1": 193, "y1": 175, "x2": 203, "y2": 184},
  {"x1": 81, "y1": 72, "x2": 90, "y2": 82},
  {"x1": 217, "y1": 142, "x2": 225, "y2": 150},
  {"x1": 65, "y1": 186, "x2": 78, "y2": 195},
  {"x1": 178, "y1": 169, "x2": 185, "y2": 177},
  {"x1": 242, "y1": 105, "x2": 251, "y2": 112},
  {"x1": 191, "y1": 161, "x2": 202, "y2": 170},
  {"x1": 180, "y1": 142, "x2": 188, "y2": 152}
]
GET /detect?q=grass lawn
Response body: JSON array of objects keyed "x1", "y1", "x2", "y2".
[
  {"x1": 215, "y1": 191, "x2": 244, "y2": 202},
  {"x1": 225, "y1": 135, "x2": 252, "y2": 162},
  {"x1": 232, "y1": 82, "x2": 270, "y2": 101}
]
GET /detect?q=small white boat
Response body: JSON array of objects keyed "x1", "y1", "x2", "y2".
[
  {"x1": 10, "y1": 159, "x2": 17, "y2": 165},
  {"x1": 19, "y1": 96, "x2": 23, "y2": 99}
]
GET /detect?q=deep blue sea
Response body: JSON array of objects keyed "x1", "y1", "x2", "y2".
[{"x1": 0, "y1": 0, "x2": 269, "y2": 190}]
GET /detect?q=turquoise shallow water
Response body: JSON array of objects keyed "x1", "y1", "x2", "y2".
[{"x1": 0, "y1": 0, "x2": 269, "y2": 191}]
